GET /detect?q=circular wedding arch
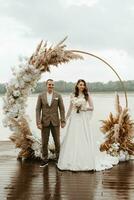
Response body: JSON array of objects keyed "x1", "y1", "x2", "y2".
[
  {"x1": 3, "y1": 39, "x2": 129, "y2": 159},
  {"x1": 70, "y1": 49, "x2": 128, "y2": 108}
]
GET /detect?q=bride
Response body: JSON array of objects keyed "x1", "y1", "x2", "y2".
[{"x1": 57, "y1": 79, "x2": 119, "y2": 171}]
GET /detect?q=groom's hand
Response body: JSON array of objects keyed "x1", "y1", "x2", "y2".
[{"x1": 61, "y1": 122, "x2": 66, "y2": 128}]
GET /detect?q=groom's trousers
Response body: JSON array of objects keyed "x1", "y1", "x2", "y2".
[{"x1": 41, "y1": 122, "x2": 60, "y2": 161}]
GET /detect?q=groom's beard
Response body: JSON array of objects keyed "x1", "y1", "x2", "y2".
[{"x1": 47, "y1": 88, "x2": 54, "y2": 93}]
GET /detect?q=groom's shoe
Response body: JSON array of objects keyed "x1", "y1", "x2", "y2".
[
  {"x1": 40, "y1": 160, "x2": 49, "y2": 168},
  {"x1": 53, "y1": 158, "x2": 58, "y2": 163}
]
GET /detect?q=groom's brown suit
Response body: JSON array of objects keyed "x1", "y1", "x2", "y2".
[{"x1": 36, "y1": 91, "x2": 65, "y2": 161}]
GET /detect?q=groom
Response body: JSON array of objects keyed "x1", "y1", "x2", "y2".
[{"x1": 36, "y1": 79, "x2": 66, "y2": 167}]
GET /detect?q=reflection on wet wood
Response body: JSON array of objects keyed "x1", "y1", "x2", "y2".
[{"x1": 0, "y1": 141, "x2": 134, "y2": 200}]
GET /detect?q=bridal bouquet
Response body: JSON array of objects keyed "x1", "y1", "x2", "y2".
[{"x1": 72, "y1": 97, "x2": 85, "y2": 113}]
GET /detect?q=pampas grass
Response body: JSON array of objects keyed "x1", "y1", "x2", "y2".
[
  {"x1": 100, "y1": 93, "x2": 134, "y2": 158},
  {"x1": 29, "y1": 36, "x2": 83, "y2": 72}
]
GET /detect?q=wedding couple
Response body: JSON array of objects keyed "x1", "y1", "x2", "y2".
[{"x1": 36, "y1": 79, "x2": 118, "y2": 171}]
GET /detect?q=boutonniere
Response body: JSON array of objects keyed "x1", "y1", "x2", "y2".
[{"x1": 54, "y1": 97, "x2": 58, "y2": 100}]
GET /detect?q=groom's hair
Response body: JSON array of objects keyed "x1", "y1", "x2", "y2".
[{"x1": 46, "y1": 79, "x2": 54, "y2": 85}]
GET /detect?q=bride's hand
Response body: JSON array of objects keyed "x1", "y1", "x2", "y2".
[
  {"x1": 61, "y1": 122, "x2": 66, "y2": 128},
  {"x1": 37, "y1": 123, "x2": 42, "y2": 130},
  {"x1": 87, "y1": 108, "x2": 93, "y2": 111}
]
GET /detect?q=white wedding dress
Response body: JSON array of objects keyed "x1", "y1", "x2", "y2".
[{"x1": 57, "y1": 93, "x2": 119, "y2": 171}]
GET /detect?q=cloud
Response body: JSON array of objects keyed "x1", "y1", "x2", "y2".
[
  {"x1": 0, "y1": 0, "x2": 134, "y2": 51},
  {"x1": 60, "y1": 0, "x2": 99, "y2": 7},
  {"x1": 0, "y1": 0, "x2": 134, "y2": 83}
]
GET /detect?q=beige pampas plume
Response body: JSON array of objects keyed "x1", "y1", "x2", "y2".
[
  {"x1": 115, "y1": 92, "x2": 122, "y2": 114},
  {"x1": 28, "y1": 36, "x2": 83, "y2": 73},
  {"x1": 35, "y1": 40, "x2": 43, "y2": 55},
  {"x1": 55, "y1": 36, "x2": 68, "y2": 47},
  {"x1": 9, "y1": 117, "x2": 34, "y2": 159},
  {"x1": 118, "y1": 108, "x2": 128, "y2": 125}
]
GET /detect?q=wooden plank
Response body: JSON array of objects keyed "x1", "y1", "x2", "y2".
[{"x1": 0, "y1": 141, "x2": 134, "y2": 200}]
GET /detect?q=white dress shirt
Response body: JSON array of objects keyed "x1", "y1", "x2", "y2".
[{"x1": 47, "y1": 92, "x2": 53, "y2": 106}]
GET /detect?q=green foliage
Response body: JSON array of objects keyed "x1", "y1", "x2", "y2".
[
  {"x1": 0, "y1": 80, "x2": 134, "y2": 94},
  {"x1": 0, "y1": 83, "x2": 6, "y2": 94}
]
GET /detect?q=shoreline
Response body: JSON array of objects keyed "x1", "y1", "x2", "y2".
[{"x1": 1, "y1": 91, "x2": 134, "y2": 97}]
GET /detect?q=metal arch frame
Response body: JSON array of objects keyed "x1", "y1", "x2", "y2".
[{"x1": 70, "y1": 50, "x2": 128, "y2": 108}]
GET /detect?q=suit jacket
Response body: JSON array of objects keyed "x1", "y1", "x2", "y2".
[{"x1": 36, "y1": 91, "x2": 65, "y2": 127}]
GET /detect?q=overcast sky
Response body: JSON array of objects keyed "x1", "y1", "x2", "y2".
[{"x1": 0, "y1": 0, "x2": 134, "y2": 83}]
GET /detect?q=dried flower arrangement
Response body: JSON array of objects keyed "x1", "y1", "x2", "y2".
[
  {"x1": 100, "y1": 93, "x2": 134, "y2": 161},
  {"x1": 3, "y1": 37, "x2": 83, "y2": 159}
]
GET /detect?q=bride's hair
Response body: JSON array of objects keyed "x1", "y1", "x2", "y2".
[{"x1": 74, "y1": 79, "x2": 89, "y2": 101}]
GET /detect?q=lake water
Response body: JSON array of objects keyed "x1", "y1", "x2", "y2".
[{"x1": 0, "y1": 93, "x2": 134, "y2": 141}]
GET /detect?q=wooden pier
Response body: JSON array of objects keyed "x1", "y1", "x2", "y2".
[{"x1": 0, "y1": 141, "x2": 134, "y2": 200}]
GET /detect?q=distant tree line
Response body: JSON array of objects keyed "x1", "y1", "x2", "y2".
[
  {"x1": 0, "y1": 80, "x2": 134, "y2": 94},
  {"x1": 0, "y1": 83, "x2": 6, "y2": 94}
]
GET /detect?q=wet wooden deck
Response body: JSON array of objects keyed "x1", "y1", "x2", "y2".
[{"x1": 0, "y1": 141, "x2": 134, "y2": 200}]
